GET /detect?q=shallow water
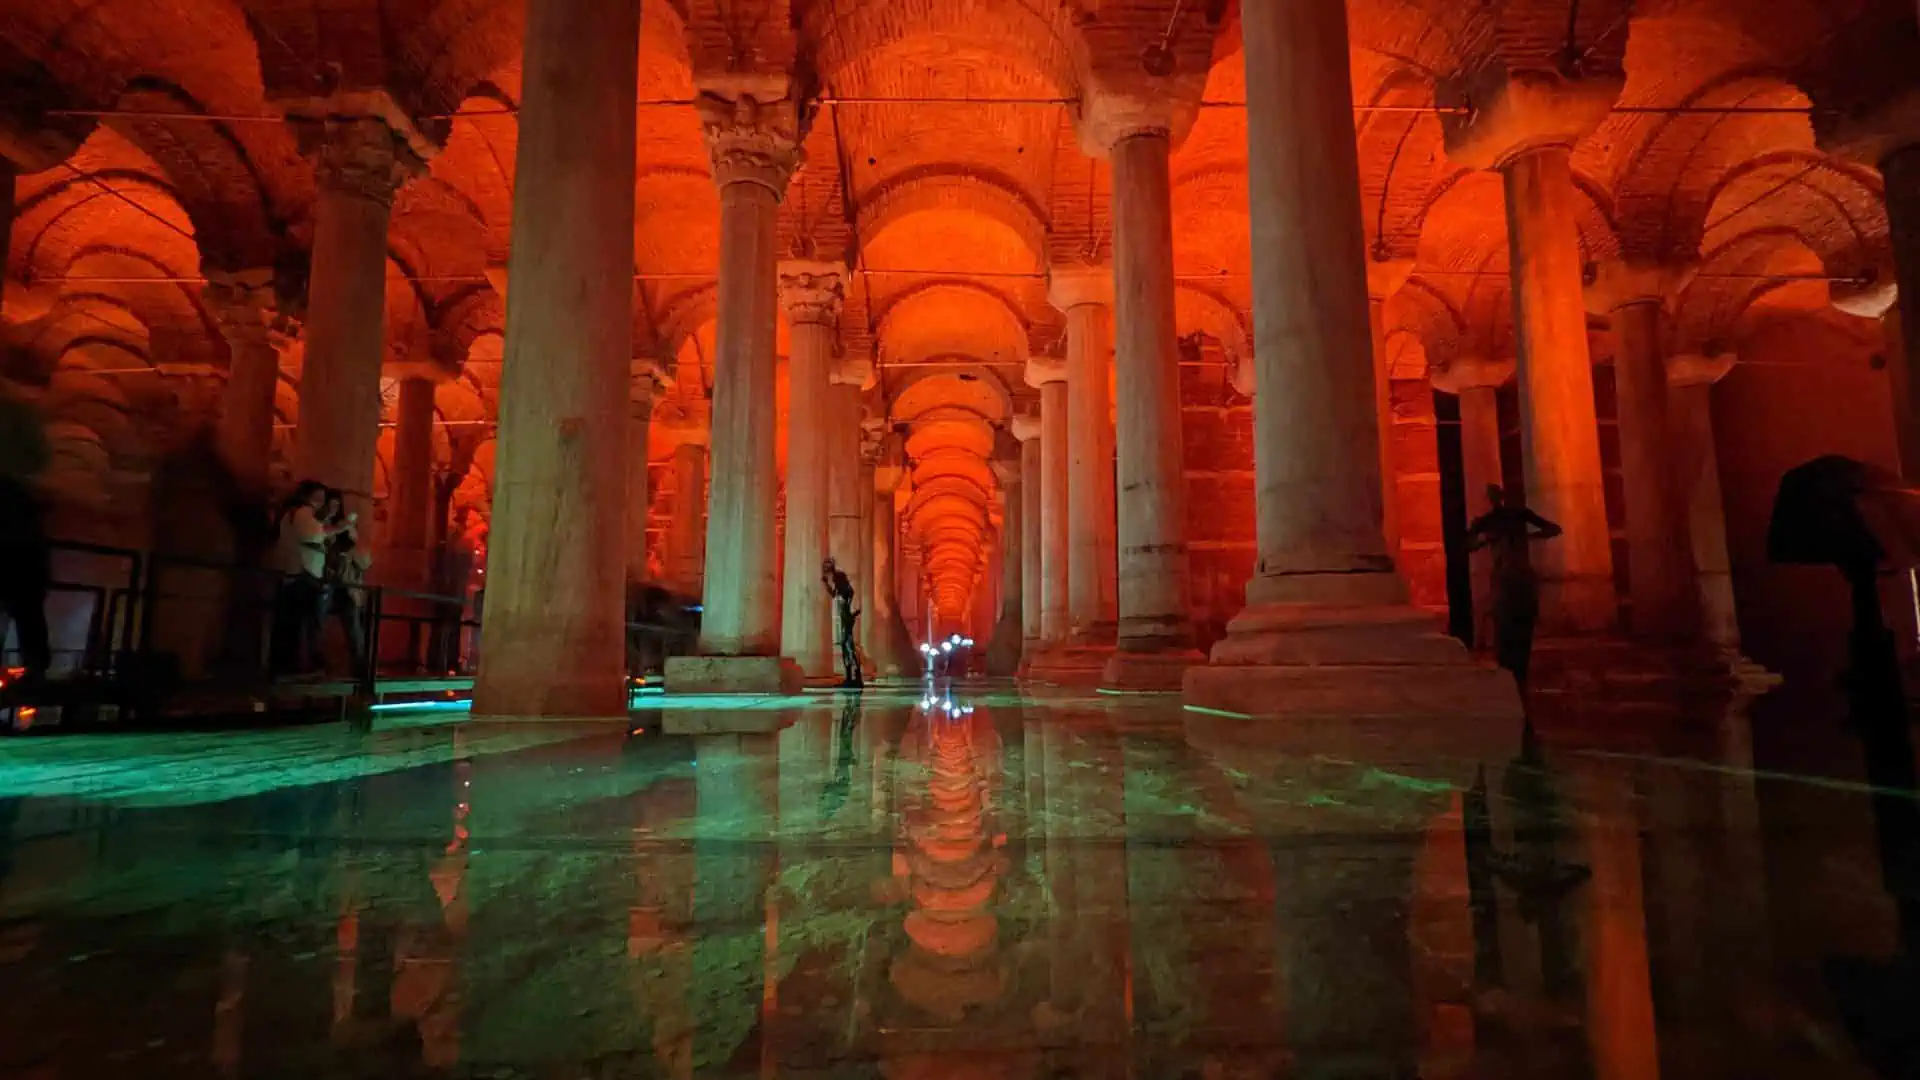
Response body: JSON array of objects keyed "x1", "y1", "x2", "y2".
[{"x1": 0, "y1": 680, "x2": 1914, "y2": 1078}]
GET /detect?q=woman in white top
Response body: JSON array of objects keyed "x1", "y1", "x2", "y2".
[{"x1": 269, "y1": 481, "x2": 348, "y2": 676}]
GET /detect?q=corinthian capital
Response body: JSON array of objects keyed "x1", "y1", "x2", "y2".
[
  {"x1": 695, "y1": 79, "x2": 807, "y2": 197},
  {"x1": 777, "y1": 261, "x2": 846, "y2": 325},
  {"x1": 202, "y1": 268, "x2": 300, "y2": 354},
  {"x1": 291, "y1": 115, "x2": 426, "y2": 207}
]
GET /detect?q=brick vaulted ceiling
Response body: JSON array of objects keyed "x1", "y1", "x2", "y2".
[{"x1": 0, "y1": 0, "x2": 1911, "y2": 610}]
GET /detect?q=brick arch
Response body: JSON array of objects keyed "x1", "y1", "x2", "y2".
[
  {"x1": 858, "y1": 170, "x2": 1050, "y2": 272},
  {"x1": 1698, "y1": 150, "x2": 1887, "y2": 280},
  {"x1": 874, "y1": 280, "x2": 1029, "y2": 367},
  {"x1": 1673, "y1": 228, "x2": 1835, "y2": 353},
  {"x1": 13, "y1": 169, "x2": 194, "y2": 278},
  {"x1": 1356, "y1": 70, "x2": 1453, "y2": 262},
  {"x1": 1389, "y1": 279, "x2": 1470, "y2": 372},
  {"x1": 1173, "y1": 283, "x2": 1250, "y2": 360},
  {"x1": 887, "y1": 364, "x2": 1014, "y2": 425},
  {"x1": 806, "y1": 0, "x2": 1078, "y2": 97}
]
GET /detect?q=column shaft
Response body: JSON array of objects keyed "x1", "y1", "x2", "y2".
[
  {"x1": 625, "y1": 397, "x2": 653, "y2": 583},
  {"x1": 1502, "y1": 147, "x2": 1616, "y2": 634},
  {"x1": 297, "y1": 180, "x2": 392, "y2": 504},
  {"x1": 1611, "y1": 301, "x2": 1696, "y2": 637},
  {"x1": 389, "y1": 377, "x2": 436, "y2": 589},
  {"x1": 1038, "y1": 380, "x2": 1071, "y2": 642},
  {"x1": 780, "y1": 320, "x2": 834, "y2": 675},
  {"x1": 858, "y1": 454, "x2": 877, "y2": 660},
  {"x1": 1668, "y1": 381, "x2": 1740, "y2": 649},
  {"x1": 668, "y1": 443, "x2": 707, "y2": 596},
  {"x1": 1369, "y1": 296, "x2": 1401, "y2": 554},
  {"x1": 221, "y1": 338, "x2": 282, "y2": 487},
  {"x1": 699, "y1": 181, "x2": 782, "y2": 655},
  {"x1": 1065, "y1": 304, "x2": 1118, "y2": 641},
  {"x1": 473, "y1": 0, "x2": 638, "y2": 717},
  {"x1": 1110, "y1": 132, "x2": 1193, "y2": 651},
  {"x1": 1459, "y1": 386, "x2": 1504, "y2": 648},
  {"x1": 1885, "y1": 146, "x2": 1920, "y2": 479},
  {"x1": 827, "y1": 385, "x2": 865, "y2": 596},
  {"x1": 872, "y1": 481, "x2": 904, "y2": 673},
  {"x1": 1240, "y1": 0, "x2": 1399, "y2": 605},
  {"x1": 1020, "y1": 435, "x2": 1043, "y2": 648}
]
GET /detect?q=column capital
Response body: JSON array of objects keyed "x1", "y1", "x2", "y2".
[
  {"x1": 695, "y1": 79, "x2": 807, "y2": 198},
  {"x1": 1438, "y1": 72, "x2": 1623, "y2": 171},
  {"x1": 1073, "y1": 79, "x2": 1198, "y2": 157},
  {"x1": 633, "y1": 358, "x2": 674, "y2": 409},
  {"x1": 1010, "y1": 408, "x2": 1042, "y2": 442},
  {"x1": 831, "y1": 356, "x2": 875, "y2": 389},
  {"x1": 1429, "y1": 356, "x2": 1515, "y2": 394},
  {"x1": 1584, "y1": 259, "x2": 1695, "y2": 315},
  {"x1": 1024, "y1": 356, "x2": 1068, "y2": 388},
  {"x1": 201, "y1": 268, "x2": 300, "y2": 355},
  {"x1": 860, "y1": 418, "x2": 888, "y2": 465},
  {"x1": 1365, "y1": 258, "x2": 1416, "y2": 302},
  {"x1": 1833, "y1": 268, "x2": 1899, "y2": 320},
  {"x1": 1813, "y1": 86, "x2": 1920, "y2": 168},
  {"x1": 289, "y1": 113, "x2": 428, "y2": 207},
  {"x1": 1666, "y1": 353, "x2": 1736, "y2": 388},
  {"x1": 777, "y1": 260, "x2": 847, "y2": 325},
  {"x1": 1229, "y1": 351, "x2": 1257, "y2": 397},
  {"x1": 655, "y1": 401, "x2": 712, "y2": 448},
  {"x1": 991, "y1": 456, "x2": 1022, "y2": 487},
  {"x1": 484, "y1": 263, "x2": 510, "y2": 302},
  {"x1": 1047, "y1": 265, "x2": 1114, "y2": 313}
]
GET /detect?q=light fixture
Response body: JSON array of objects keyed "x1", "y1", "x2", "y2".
[{"x1": 941, "y1": 642, "x2": 953, "y2": 652}]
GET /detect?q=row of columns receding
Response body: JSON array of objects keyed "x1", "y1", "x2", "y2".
[{"x1": 56, "y1": 0, "x2": 1894, "y2": 715}]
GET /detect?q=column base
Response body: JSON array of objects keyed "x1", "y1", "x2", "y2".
[
  {"x1": 1021, "y1": 643, "x2": 1114, "y2": 685},
  {"x1": 1102, "y1": 647, "x2": 1204, "y2": 692},
  {"x1": 1183, "y1": 602, "x2": 1521, "y2": 721},
  {"x1": 663, "y1": 655, "x2": 804, "y2": 696},
  {"x1": 472, "y1": 671, "x2": 628, "y2": 720}
]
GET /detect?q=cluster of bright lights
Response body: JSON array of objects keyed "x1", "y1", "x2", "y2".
[
  {"x1": 917, "y1": 693, "x2": 975, "y2": 717},
  {"x1": 917, "y1": 634, "x2": 976, "y2": 655}
]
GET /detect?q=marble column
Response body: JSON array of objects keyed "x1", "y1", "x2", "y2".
[
  {"x1": 1431, "y1": 358, "x2": 1514, "y2": 652},
  {"x1": 473, "y1": 0, "x2": 638, "y2": 719},
  {"x1": 827, "y1": 362, "x2": 873, "y2": 619},
  {"x1": 1049, "y1": 268, "x2": 1119, "y2": 650},
  {"x1": 1186, "y1": 0, "x2": 1518, "y2": 720},
  {"x1": 1667, "y1": 354, "x2": 1743, "y2": 652},
  {"x1": 1079, "y1": 106, "x2": 1201, "y2": 687},
  {"x1": 202, "y1": 269, "x2": 296, "y2": 490},
  {"x1": 287, "y1": 116, "x2": 423, "y2": 510},
  {"x1": 1577, "y1": 764, "x2": 1661, "y2": 1080},
  {"x1": 872, "y1": 445, "x2": 912, "y2": 676},
  {"x1": 986, "y1": 455, "x2": 1024, "y2": 675},
  {"x1": 776, "y1": 262, "x2": 844, "y2": 678},
  {"x1": 1368, "y1": 259, "x2": 1415, "y2": 555},
  {"x1": 1588, "y1": 261, "x2": 1698, "y2": 639},
  {"x1": 1026, "y1": 357, "x2": 1071, "y2": 646},
  {"x1": 624, "y1": 363, "x2": 670, "y2": 586},
  {"x1": 857, "y1": 423, "x2": 880, "y2": 666},
  {"x1": 389, "y1": 376, "x2": 439, "y2": 590},
  {"x1": 663, "y1": 428, "x2": 709, "y2": 598},
  {"x1": 671, "y1": 83, "x2": 805, "y2": 694},
  {"x1": 1882, "y1": 145, "x2": 1920, "y2": 480},
  {"x1": 1013, "y1": 410, "x2": 1044, "y2": 658}
]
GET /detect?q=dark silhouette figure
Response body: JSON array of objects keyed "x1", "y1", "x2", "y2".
[
  {"x1": 319, "y1": 490, "x2": 370, "y2": 681},
  {"x1": 822, "y1": 556, "x2": 862, "y2": 688},
  {"x1": 1466, "y1": 483, "x2": 1563, "y2": 688},
  {"x1": 0, "y1": 474, "x2": 52, "y2": 689}
]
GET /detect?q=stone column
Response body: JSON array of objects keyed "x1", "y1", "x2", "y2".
[
  {"x1": 1667, "y1": 354, "x2": 1743, "y2": 652},
  {"x1": 202, "y1": 269, "x2": 297, "y2": 490},
  {"x1": 388, "y1": 376, "x2": 439, "y2": 590},
  {"x1": 1437, "y1": 75, "x2": 1621, "y2": 637},
  {"x1": 1013, "y1": 410, "x2": 1044, "y2": 658},
  {"x1": 858, "y1": 422, "x2": 881, "y2": 668},
  {"x1": 624, "y1": 362, "x2": 670, "y2": 586},
  {"x1": 670, "y1": 82, "x2": 805, "y2": 694},
  {"x1": 1588, "y1": 261, "x2": 1699, "y2": 640},
  {"x1": 663, "y1": 422, "x2": 709, "y2": 598},
  {"x1": 1050, "y1": 268, "x2": 1119, "y2": 651},
  {"x1": 472, "y1": 0, "x2": 639, "y2": 719},
  {"x1": 287, "y1": 116, "x2": 423, "y2": 509},
  {"x1": 873, "y1": 444, "x2": 912, "y2": 676},
  {"x1": 1025, "y1": 357, "x2": 1071, "y2": 647},
  {"x1": 776, "y1": 262, "x2": 844, "y2": 678},
  {"x1": 1432, "y1": 358, "x2": 1514, "y2": 651},
  {"x1": 1881, "y1": 146, "x2": 1920, "y2": 481},
  {"x1": 827, "y1": 361, "x2": 874, "y2": 639},
  {"x1": 986, "y1": 455, "x2": 1024, "y2": 675},
  {"x1": 1077, "y1": 99, "x2": 1201, "y2": 687},
  {"x1": 1185, "y1": 0, "x2": 1518, "y2": 721},
  {"x1": 1368, "y1": 259, "x2": 1415, "y2": 555}
]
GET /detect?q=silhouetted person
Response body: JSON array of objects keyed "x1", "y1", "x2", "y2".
[
  {"x1": 320, "y1": 490, "x2": 370, "y2": 680},
  {"x1": 822, "y1": 556, "x2": 862, "y2": 688},
  {"x1": 1467, "y1": 484, "x2": 1563, "y2": 688},
  {"x1": 270, "y1": 481, "x2": 347, "y2": 676},
  {"x1": 0, "y1": 474, "x2": 52, "y2": 690}
]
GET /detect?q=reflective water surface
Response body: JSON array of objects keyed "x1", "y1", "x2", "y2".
[{"x1": 1, "y1": 681, "x2": 1917, "y2": 1078}]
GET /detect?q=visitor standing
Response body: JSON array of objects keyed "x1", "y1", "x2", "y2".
[{"x1": 1466, "y1": 484, "x2": 1563, "y2": 688}]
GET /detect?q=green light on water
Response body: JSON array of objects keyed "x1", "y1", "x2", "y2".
[
  {"x1": 1182, "y1": 704, "x2": 1251, "y2": 720},
  {"x1": 369, "y1": 699, "x2": 473, "y2": 714}
]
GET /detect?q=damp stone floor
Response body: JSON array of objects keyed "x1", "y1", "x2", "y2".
[{"x1": 0, "y1": 679, "x2": 1916, "y2": 1079}]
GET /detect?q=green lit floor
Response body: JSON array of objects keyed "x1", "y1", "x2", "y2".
[{"x1": 0, "y1": 679, "x2": 1911, "y2": 1077}]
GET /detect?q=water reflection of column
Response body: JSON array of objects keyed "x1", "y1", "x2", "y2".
[
  {"x1": 1575, "y1": 762, "x2": 1659, "y2": 1080},
  {"x1": 890, "y1": 703, "x2": 1006, "y2": 1021},
  {"x1": 1039, "y1": 721, "x2": 1129, "y2": 1063},
  {"x1": 391, "y1": 755, "x2": 471, "y2": 1069},
  {"x1": 693, "y1": 733, "x2": 779, "y2": 1072},
  {"x1": 630, "y1": 774, "x2": 697, "y2": 1078}
]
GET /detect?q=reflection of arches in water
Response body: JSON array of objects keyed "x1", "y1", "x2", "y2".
[{"x1": 889, "y1": 700, "x2": 1006, "y2": 1021}]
